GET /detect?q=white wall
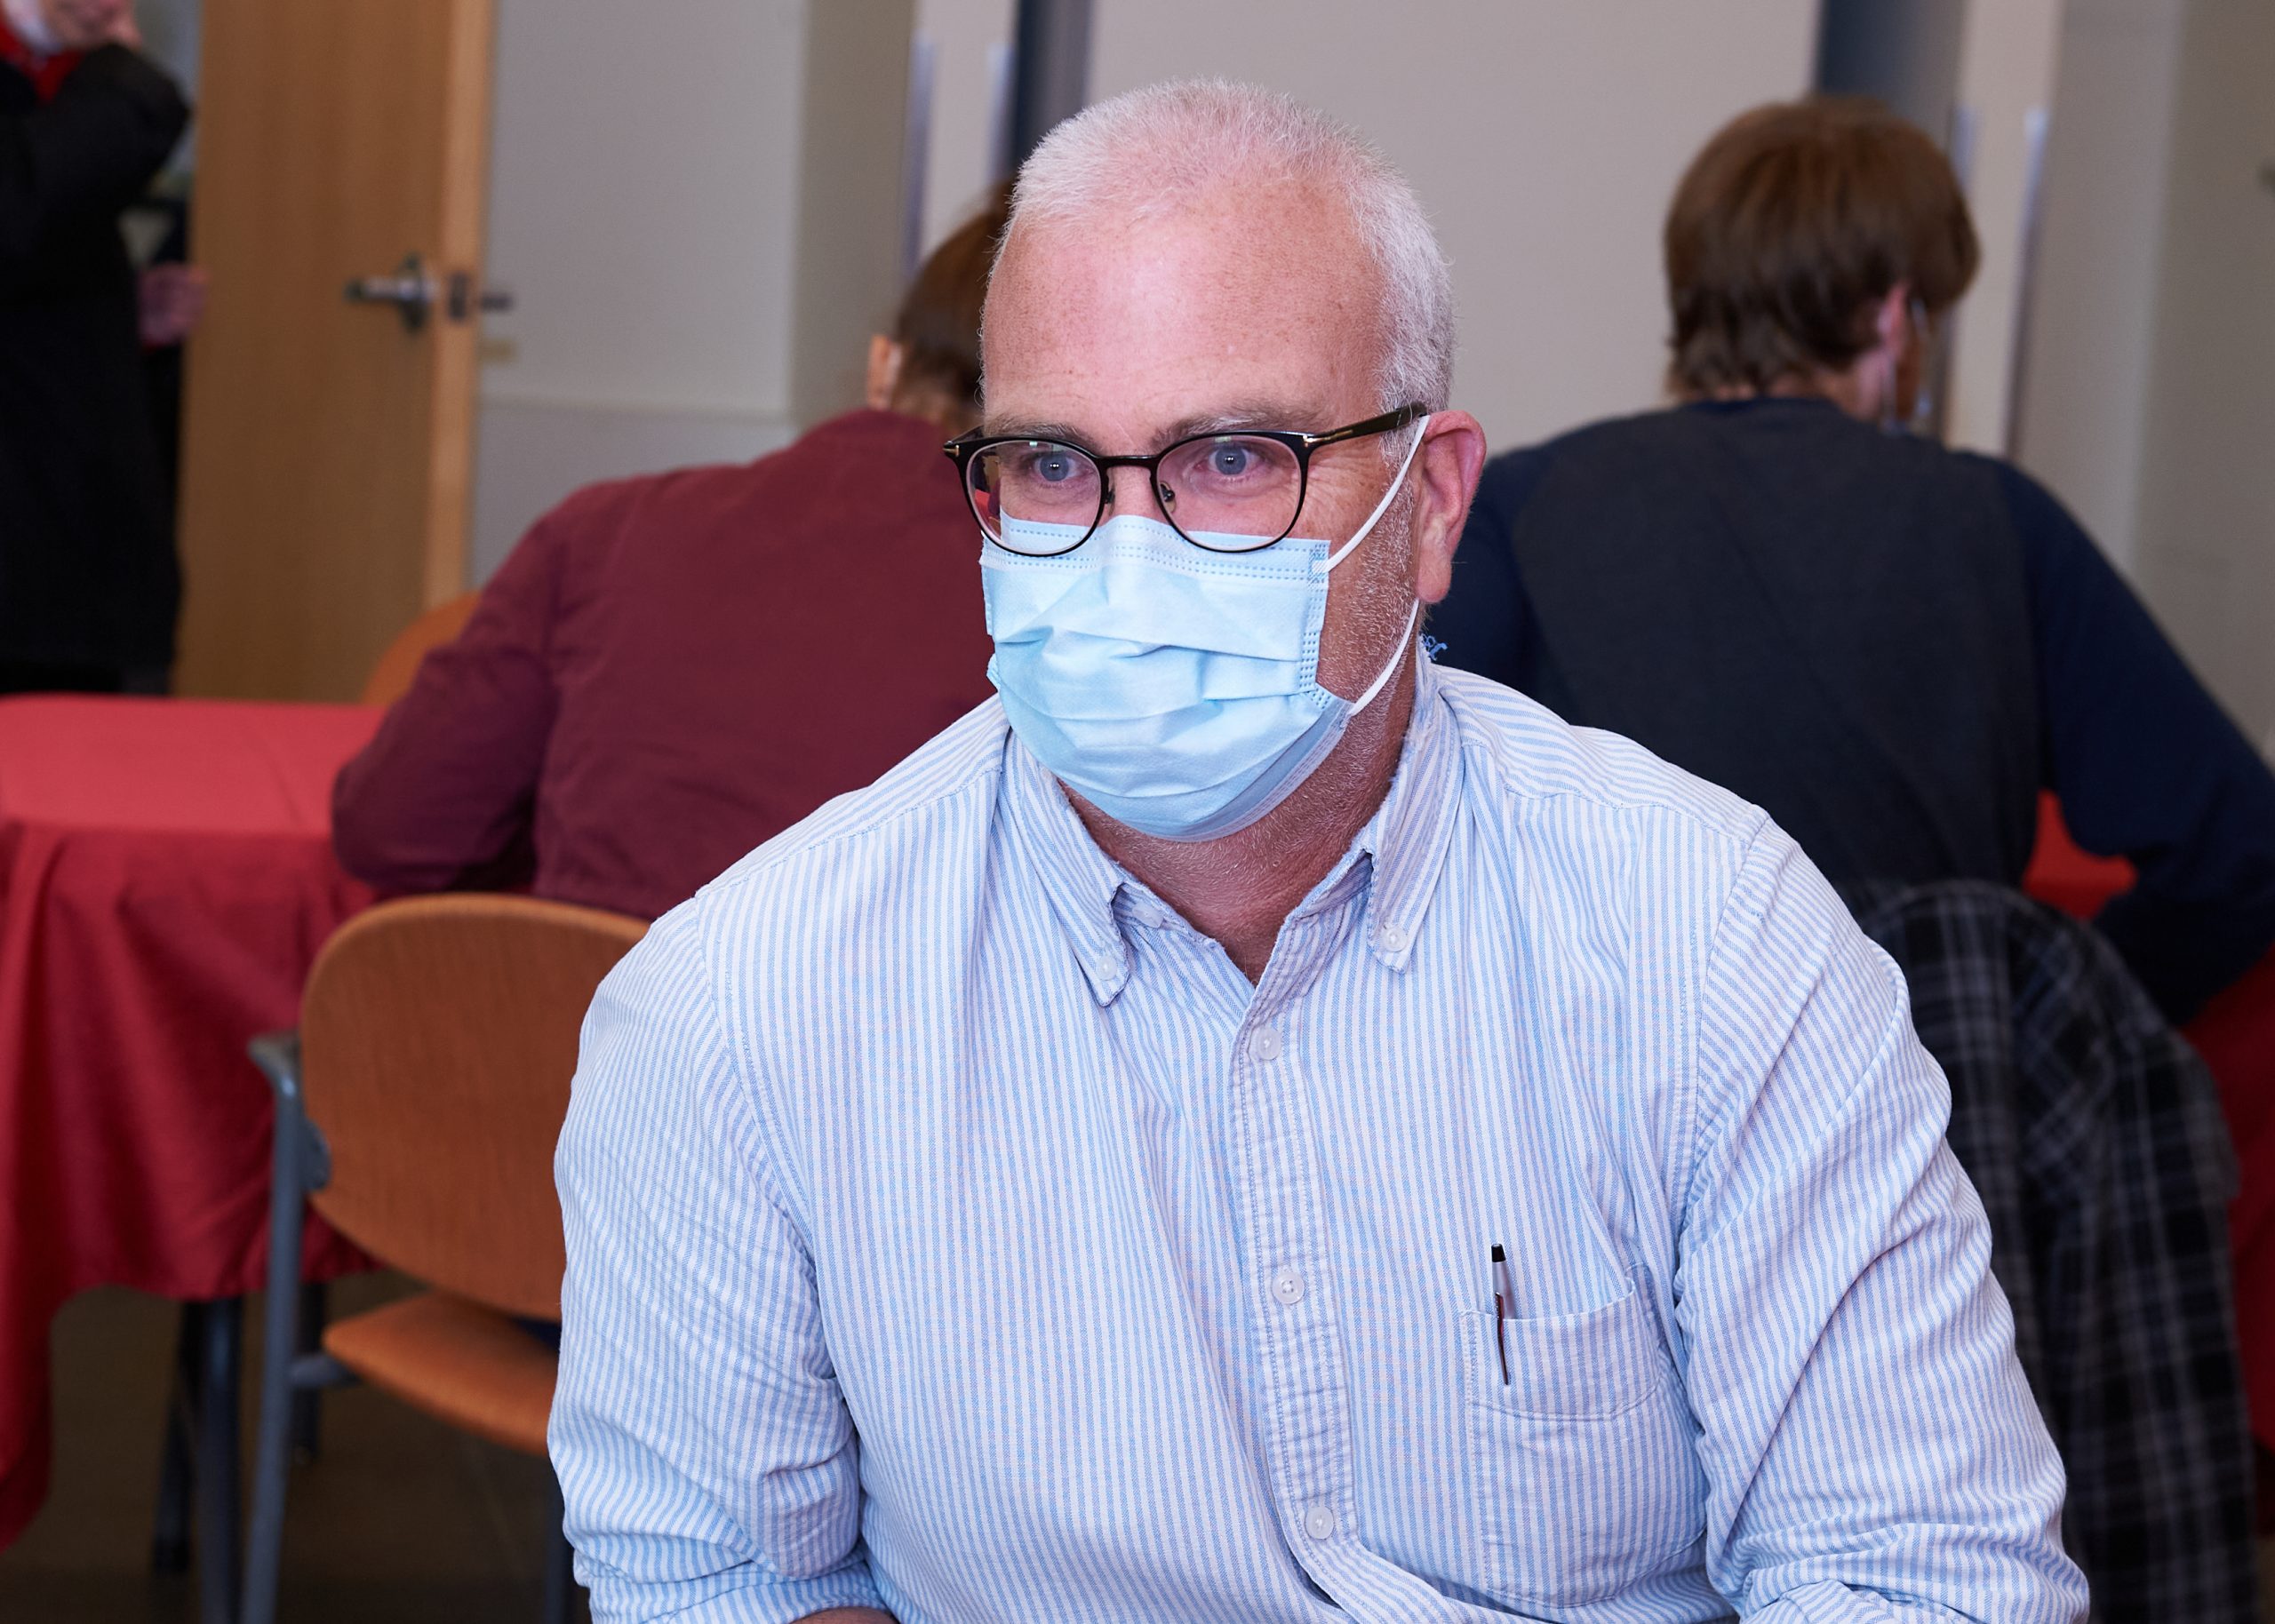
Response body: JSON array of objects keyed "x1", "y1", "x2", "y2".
[
  {"x1": 467, "y1": 2, "x2": 1822, "y2": 577},
  {"x1": 2012, "y1": 0, "x2": 2187, "y2": 574},
  {"x1": 1086, "y1": 0, "x2": 1820, "y2": 454},
  {"x1": 786, "y1": 2, "x2": 920, "y2": 425},
  {"x1": 471, "y1": 0, "x2": 816, "y2": 580},
  {"x1": 2128, "y1": 0, "x2": 2275, "y2": 750},
  {"x1": 914, "y1": 0, "x2": 1016, "y2": 254},
  {"x1": 1941, "y1": 0, "x2": 2066, "y2": 457},
  {"x1": 2014, "y1": 0, "x2": 2275, "y2": 750}
]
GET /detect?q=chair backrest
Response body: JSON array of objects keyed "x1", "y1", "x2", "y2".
[
  {"x1": 299, "y1": 894, "x2": 647, "y2": 1318},
  {"x1": 359, "y1": 593, "x2": 478, "y2": 707}
]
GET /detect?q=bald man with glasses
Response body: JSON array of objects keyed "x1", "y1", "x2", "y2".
[{"x1": 550, "y1": 82, "x2": 2087, "y2": 1624}]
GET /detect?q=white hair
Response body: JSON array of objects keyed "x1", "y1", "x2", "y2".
[{"x1": 1001, "y1": 79, "x2": 1456, "y2": 418}]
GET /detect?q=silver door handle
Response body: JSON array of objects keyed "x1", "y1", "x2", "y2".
[
  {"x1": 346, "y1": 254, "x2": 512, "y2": 330},
  {"x1": 446, "y1": 271, "x2": 514, "y2": 321},
  {"x1": 344, "y1": 253, "x2": 437, "y2": 333}
]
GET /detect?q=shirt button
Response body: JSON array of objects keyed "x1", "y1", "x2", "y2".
[
  {"x1": 1246, "y1": 1026, "x2": 1282, "y2": 1063},
  {"x1": 1272, "y1": 1269, "x2": 1305, "y2": 1305},
  {"x1": 1304, "y1": 1504, "x2": 1336, "y2": 1541},
  {"x1": 1378, "y1": 923, "x2": 1409, "y2": 952}
]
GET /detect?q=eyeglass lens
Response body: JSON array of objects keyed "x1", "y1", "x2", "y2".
[{"x1": 970, "y1": 436, "x2": 1304, "y2": 556}]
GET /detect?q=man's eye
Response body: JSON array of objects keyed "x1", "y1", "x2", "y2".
[
  {"x1": 1209, "y1": 443, "x2": 1254, "y2": 478},
  {"x1": 1008, "y1": 446, "x2": 1083, "y2": 484}
]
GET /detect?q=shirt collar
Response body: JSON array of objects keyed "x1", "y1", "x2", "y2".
[
  {"x1": 1344, "y1": 652, "x2": 1459, "y2": 971},
  {"x1": 1001, "y1": 653, "x2": 1463, "y2": 1006},
  {"x1": 1001, "y1": 728, "x2": 1135, "y2": 1004}
]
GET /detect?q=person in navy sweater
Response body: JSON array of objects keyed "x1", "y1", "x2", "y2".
[{"x1": 1433, "y1": 97, "x2": 2275, "y2": 1024}]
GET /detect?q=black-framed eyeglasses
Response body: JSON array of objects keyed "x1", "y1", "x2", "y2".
[{"x1": 944, "y1": 403, "x2": 1427, "y2": 557}]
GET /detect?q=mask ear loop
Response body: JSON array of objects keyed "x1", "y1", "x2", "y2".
[
  {"x1": 1347, "y1": 599, "x2": 1421, "y2": 714},
  {"x1": 1316, "y1": 415, "x2": 1433, "y2": 575}
]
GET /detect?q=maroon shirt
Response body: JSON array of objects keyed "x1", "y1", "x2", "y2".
[{"x1": 332, "y1": 410, "x2": 995, "y2": 919}]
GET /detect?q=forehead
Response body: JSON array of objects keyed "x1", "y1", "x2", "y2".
[{"x1": 983, "y1": 181, "x2": 1381, "y2": 443}]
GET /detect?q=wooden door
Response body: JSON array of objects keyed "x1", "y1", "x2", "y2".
[{"x1": 175, "y1": 0, "x2": 493, "y2": 701}]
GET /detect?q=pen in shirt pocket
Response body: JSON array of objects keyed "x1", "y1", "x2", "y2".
[{"x1": 1490, "y1": 1243, "x2": 1515, "y2": 1385}]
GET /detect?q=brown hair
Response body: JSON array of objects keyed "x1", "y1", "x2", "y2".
[
  {"x1": 891, "y1": 180, "x2": 1014, "y2": 411},
  {"x1": 1663, "y1": 97, "x2": 1978, "y2": 396}
]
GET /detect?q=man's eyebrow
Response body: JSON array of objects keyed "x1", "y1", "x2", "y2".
[
  {"x1": 1158, "y1": 402, "x2": 1333, "y2": 442},
  {"x1": 981, "y1": 402, "x2": 1335, "y2": 451},
  {"x1": 981, "y1": 418, "x2": 1090, "y2": 444}
]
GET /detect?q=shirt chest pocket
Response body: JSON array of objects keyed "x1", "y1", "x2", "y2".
[{"x1": 1460, "y1": 1274, "x2": 1706, "y2": 1607}]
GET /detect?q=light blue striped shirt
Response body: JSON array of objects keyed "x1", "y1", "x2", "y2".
[{"x1": 552, "y1": 657, "x2": 2087, "y2": 1623}]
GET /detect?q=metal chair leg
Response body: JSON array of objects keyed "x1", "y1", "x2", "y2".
[
  {"x1": 291, "y1": 1282, "x2": 327, "y2": 1461},
  {"x1": 238, "y1": 1282, "x2": 300, "y2": 1624},
  {"x1": 151, "y1": 1304, "x2": 200, "y2": 1573},
  {"x1": 540, "y1": 1469, "x2": 576, "y2": 1624},
  {"x1": 193, "y1": 1297, "x2": 243, "y2": 1624},
  {"x1": 243, "y1": 1030, "x2": 316, "y2": 1624}
]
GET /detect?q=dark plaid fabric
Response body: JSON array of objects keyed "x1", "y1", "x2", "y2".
[{"x1": 1846, "y1": 880, "x2": 2256, "y2": 1623}]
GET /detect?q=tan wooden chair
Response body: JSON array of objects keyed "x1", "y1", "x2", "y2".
[
  {"x1": 238, "y1": 895, "x2": 645, "y2": 1624},
  {"x1": 148, "y1": 590, "x2": 502, "y2": 1624},
  {"x1": 358, "y1": 592, "x2": 478, "y2": 708}
]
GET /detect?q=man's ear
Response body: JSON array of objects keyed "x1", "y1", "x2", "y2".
[
  {"x1": 865, "y1": 336, "x2": 904, "y2": 411},
  {"x1": 1873, "y1": 283, "x2": 1912, "y2": 354},
  {"x1": 1410, "y1": 410, "x2": 1489, "y2": 606}
]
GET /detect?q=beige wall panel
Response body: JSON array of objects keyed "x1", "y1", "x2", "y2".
[{"x1": 1087, "y1": 0, "x2": 1818, "y2": 453}]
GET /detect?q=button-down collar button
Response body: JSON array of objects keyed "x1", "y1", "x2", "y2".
[
  {"x1": 1246, "y1": 1026, "x2": 1282, "y2": 1063},
  {"x1": 1378, "y1": 922, "x2": 1409, "y2": 953},
  {"x1": 1272, "y1": 1269, "x2": 1304, "y2": 1306},
  {"x1": 1303, "y1": 1504, "x2": 1336, "y2": 1540}
]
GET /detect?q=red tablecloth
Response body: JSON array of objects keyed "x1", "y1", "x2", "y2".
[
  {"x1": 0, "y1": 697, "x2": 379, "y2": 1550},
  {"x1": 2024, "y1": 792, "x2": 2275, "y2": 1445}
]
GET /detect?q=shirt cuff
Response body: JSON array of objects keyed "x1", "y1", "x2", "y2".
[
  {"x1": 582, "y1": 1560, "x2": 888, "y2": 1624},
  {"x1": 1749, "y1": 1588, "x2": 1889, "y2": 1622}
]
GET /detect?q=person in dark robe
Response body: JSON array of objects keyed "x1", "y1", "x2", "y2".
[{"x1": 0, "y1": 0, "x2": 196, "y2": 694}]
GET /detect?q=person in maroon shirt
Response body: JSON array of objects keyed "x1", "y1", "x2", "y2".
[{"x1": 331, "y1": 192, "x2": 1008, "y2": 920}]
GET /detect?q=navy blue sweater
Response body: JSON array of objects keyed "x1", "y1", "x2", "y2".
[{"x1": 1433, "y1": 398, "x2": 2275, "y2": 1024}]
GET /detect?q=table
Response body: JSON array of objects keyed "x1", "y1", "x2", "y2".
[
  {"x1": 2024, "y1": 792, "x2": 2275, "y2": 1444},
  {"x1": 0, "y1": 697, "x2": 379, "y2": 1552}
]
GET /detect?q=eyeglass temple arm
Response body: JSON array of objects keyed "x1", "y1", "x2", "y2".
[{"x1": 1297, "y1": 402, "x2": 1427, "y2": 452}]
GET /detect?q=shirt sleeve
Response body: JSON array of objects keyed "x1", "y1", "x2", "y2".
[
  {"x1": 2000, "y1": 460, "x2": 2275, "y2": 1023},
  {"x1": 551, "y1": 902, "x2": 885, "y2": 1624},
  {"x1": 0, "y1": 44, "x2": 187, "y2": 275},
  {"x1": 1678, "y1": 825, "x2": 2086, "y2": 1621},
  {"x1": 329, "y1": 507, "x2": 574, "y2": 896}
]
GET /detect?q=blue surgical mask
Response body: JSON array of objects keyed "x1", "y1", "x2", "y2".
[{"x1": 980, "y1": 421, "x2": 1428, "y2": 841}]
